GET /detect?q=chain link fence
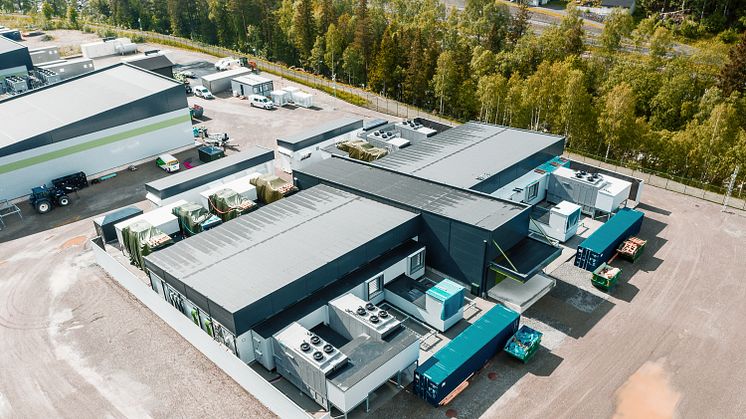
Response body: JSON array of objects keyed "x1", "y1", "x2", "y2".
[{"x1": 565, "y1": 151, "x2": 746, "y2": 211}]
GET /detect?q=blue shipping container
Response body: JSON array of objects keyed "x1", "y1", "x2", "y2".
[
  {"x1": 575, "y1": 208, "x2": 644, "y2": 271},
  {"x1": 413, "y1": 305, "x2": 520, "y2": 406}
]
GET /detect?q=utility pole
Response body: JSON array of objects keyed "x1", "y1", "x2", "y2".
[{"x1": 722, "y1": 165, "x2": 740, "y2": 212}]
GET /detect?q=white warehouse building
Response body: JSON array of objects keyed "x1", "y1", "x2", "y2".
[{"x1": 0, "y1": 63, "x2": 194, "y2": 199}]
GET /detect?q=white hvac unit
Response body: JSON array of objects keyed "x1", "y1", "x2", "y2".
[
  {"x1": 293, "y1": 91, "x2": 314, "y2": 108},
  {"x1": 530, "y1": 201, "x2": 581, "y2": 243},
  {"x1": 269, "y1": 89, "x2": 291, "y2": 106},
  {"x1": 492, "y1": 168, "x2": 549, "y2": 206},
  {"x1": 329, "y1": 293, "x2": 401, "y2": 340},
  {"x1": 396, "y1": 120, "x2": 437, "y2": 142},
  {"x1": 273, "y1": 322, "x2": 349, "y2": 409},
  {"x1": 275, "y1": 322, "x2": 348, "y2": 375},
  {"x1": 548, "y1": 167, "x2": 632, "y2": 215},
  {"x1": 199, "y1": 173, "x2": 259, "y2": 209},
  {"x1": 114, "y1": 200, "x2": 186, "y2": 251}
]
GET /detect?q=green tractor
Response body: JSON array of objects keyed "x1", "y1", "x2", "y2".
[{"x1": 29, "y1": 185, "x2": 71, "y2": 214}]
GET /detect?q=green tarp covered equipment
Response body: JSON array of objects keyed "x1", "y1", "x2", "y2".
[
  {"x1": 121, "y1": 220, "x2": 173, "y2": 269},
  {"x1": 208, "y1": 188, "x2": 256, "y2": 222},
  {"x1": 173, "y1": 202, "x2": 222, "y2": 237},
  {"x1": 337, "y1": 140, "x2": 388, "y2": 162},
  {"x1": 250, "y1": 174, "x2": 298, "y2": 204}
]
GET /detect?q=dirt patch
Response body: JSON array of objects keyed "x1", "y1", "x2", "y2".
[
  {"x1": 60, "y1": 236, "x2": 87, "y2": 250},
  {"x1": 613, "y1": 360, "x2": 680, "y2": 419}
]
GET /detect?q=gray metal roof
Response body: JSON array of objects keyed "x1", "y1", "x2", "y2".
[
  {"x1": 123, "y1": 54, "x2": 174, "y2": 71},
  {"x1": 296, "y1": 157, "x2": 527, "y2": 231},
  {"x1": 373, "y1": 122, "x2": 564, "y2": 189},
  {"x1": 145, "y1": 184, "x2": 418, "y2": 314},
  {"x1": 277, "y1": 117, "x2": 362, "y2": 151},
  {"x1": 0, "y1": 64, "x2": 181, "y2": 148},
  {"x1": 0, "y1": 35, "x2": 25, "y2": 54},
  {"x1": 144, "y1": 146, "x2": 274, "y2": 199},
  {"x1": 328, "y1": 327, "x2": 419, "y2": 390}
]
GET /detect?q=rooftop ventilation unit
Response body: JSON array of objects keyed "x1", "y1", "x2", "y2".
[{"x1": 329, "y1": 293, "x2": 401, "y2": 340}]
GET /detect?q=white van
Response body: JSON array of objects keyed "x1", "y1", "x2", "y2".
[
  {"x1": 249, "y1": 94, "x2": 275, "y2": 110},
  {"x1": 156, "y1": 154, "x2": 180, "y2": 173},
  {"x1": 194, "y1": 86, "x2": 214, "y2": 99}
]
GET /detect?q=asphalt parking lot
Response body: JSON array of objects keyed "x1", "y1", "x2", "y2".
[{"x1": 3, "y1": 30, "x2": 746, "y2": 418}]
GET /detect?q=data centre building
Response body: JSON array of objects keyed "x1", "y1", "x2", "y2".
[{"x1": 0, "y1": 63, "x2": 193, "y2": 199}]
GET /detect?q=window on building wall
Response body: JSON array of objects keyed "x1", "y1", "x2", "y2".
[
  {"x1": 527, "y1": 182, "x2": 539, "y2": 201},
  {"x1": 409, "y1": 250, "x2": 425, "y2": 274},
  {"x1": 367, "y1": 274, "x2": 383, "y2": 299}
]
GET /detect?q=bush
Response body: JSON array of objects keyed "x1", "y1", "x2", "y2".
[
  {"x1": 674, "y1": 19, "x2": 706, "y2": 39},
  {"x1": 40, "y1": 34, "x2": 53, "y2": 41},
  {"x1": 131, "y1": 34, "x2": 145, "y2": 43},
  {"x1": 717, "y1": 28, "x2": 740, "y2": 44},
  {"x1": 82, "y1": 25, "x2": 93, "y2": 33}
]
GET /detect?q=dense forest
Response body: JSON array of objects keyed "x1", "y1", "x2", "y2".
[{"x1": 4, "y1": 0, "x2": 746, "y2": 189}]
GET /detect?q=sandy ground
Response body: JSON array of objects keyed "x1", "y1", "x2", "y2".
[
  {"x1": 0, "y1": 220, "x2": 274, "y2": 418},
  {"x1": 372, "y1": 188, "x2": 746, "y2": 419}
]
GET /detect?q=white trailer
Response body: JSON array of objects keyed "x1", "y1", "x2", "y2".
[
  {"x1": 81, "y1": 38, "x2": 134, "y2": 59},
  {"x1": 201, "y1": 67, "x2": 251, "y2": 94},
  {"x1": 231, "y1": 75, "x2": 274, "y2": 97}
]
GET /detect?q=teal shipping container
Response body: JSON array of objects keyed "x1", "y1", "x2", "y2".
[
  {"x1": 413, "y1": 304, "x2": 520, "y2": 406},
  {"x1": 575, "y1": 208, "x2": 644, "y2": 271}
]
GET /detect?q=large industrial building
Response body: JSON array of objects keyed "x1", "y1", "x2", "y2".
[
  {"x1": 371, "y1": 122, "x2": 565, "y2": 193},
  {"x1": 0, "y1": 63, "x2": 193, "y2": 199},
  {"x1": 89, "y1": 113, "x2": 647, "y2": 416}
]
